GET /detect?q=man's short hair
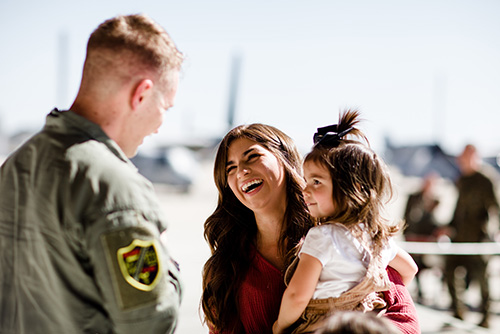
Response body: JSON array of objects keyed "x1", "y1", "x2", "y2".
[{"x1": 86, "y1": 14, "x2": 183, "y2": 79}]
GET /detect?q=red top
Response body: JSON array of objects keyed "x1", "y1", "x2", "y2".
[
  {"x1": 210, "y1": 253, "x2": 420, "y2": 334},
  {"x1": 237, "y1": 248, "x2": 286, "y2": 334},
  {"x1": 383, "y1": 266, "x2": 421, "y2": 334},
  {"x1": 209, "y1": 247, "x2": 285, "y2": 334}
]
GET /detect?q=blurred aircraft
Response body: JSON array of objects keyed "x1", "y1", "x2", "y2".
[
  {"x1": 131, "y1": 53, "x2": 243, "y2": 191},
  {"x1": 131, "y1": 146, "x2": 199, "y2": 193}
]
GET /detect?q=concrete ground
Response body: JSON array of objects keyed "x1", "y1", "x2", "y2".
[{"x1": 410, "y1": 262, "x2": 500, "y2": 334}]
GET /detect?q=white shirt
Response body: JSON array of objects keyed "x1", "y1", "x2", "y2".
[{"x1": 299, "y1": 223, "x2": 398, "y2": 300}]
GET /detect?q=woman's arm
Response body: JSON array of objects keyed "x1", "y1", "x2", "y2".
[
  {"x1": 388, "y1": 248, "x2": 418, "y2": 286},
  {"x1": 272, "y1": 254, "x2": 322, "y2": 334}
]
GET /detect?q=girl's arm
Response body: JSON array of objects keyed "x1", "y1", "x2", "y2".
[
  {"x1": 387, "y1": 248, "x2": 418, "y2": 286},
  {"x1": 272, "y1": 254, "x2": 322, "y2": 334}
]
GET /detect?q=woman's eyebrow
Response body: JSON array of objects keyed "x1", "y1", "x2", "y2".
[{"x1": 242, "y1": 148, "x2": 255, "y2": 157}]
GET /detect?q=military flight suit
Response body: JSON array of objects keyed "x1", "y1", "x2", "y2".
[{"x1": 0, "y1": 109, "x2": 182, "y2": 333}]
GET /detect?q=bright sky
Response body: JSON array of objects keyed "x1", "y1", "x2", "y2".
[{"x1": 1, "y1": 0, "x2": 499, "y2": 157}]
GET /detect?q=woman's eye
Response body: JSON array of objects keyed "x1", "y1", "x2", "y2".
[
  {"x1": 226, "y1": 166, "x2": 236, "y2": 175},
  {"x1": 247, "y1": 153, "x2": 260, "y2": 161},
  {"x1": 313, "y1": 179, "x2": 321, "y2": 185}
]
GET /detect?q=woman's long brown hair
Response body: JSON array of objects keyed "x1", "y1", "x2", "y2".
[{"x1": 201, "y1": 123, "x2": 313, "y2": 332}]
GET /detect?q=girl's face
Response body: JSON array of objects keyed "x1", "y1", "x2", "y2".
[
  {"x1": 302, "y1": 160, "x2": 335, "y2": 219},
  {"x1": 226, "y1": 137, "x2": 286, "y2": 214}
]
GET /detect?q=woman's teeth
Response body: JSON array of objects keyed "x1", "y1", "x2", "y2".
[{"x1": 242, "y1": 179, "x2": 263, "y2": 193}]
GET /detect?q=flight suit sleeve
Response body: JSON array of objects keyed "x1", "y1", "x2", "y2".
[{"x1": 86, "y1": 210, "x2": 182, "y2": 334}]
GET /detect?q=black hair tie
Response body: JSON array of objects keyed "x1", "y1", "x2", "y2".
[{"x1": 313, "y1": 125, "x2": 353, "y2": 147}]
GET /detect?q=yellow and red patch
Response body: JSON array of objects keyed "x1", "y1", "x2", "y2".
[{"x1": 117, "y1": 239, "x2": 161, "y2": 291}]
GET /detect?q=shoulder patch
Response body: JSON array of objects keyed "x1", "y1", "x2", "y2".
[
  {"x1": 101, "y1": 225, "x2": 165, "y2": 310},
  {"x1": 117, "y1": 239, "x2": 161, "y2": 291}
]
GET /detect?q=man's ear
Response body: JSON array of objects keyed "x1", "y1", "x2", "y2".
[{"x1": 131, "y1": 79, "x2": 154, "y2": 110}]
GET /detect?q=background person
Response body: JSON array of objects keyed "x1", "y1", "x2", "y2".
[
  {"x1": 0, "y1": 14, "x2": 183, "y2": 334},
  {"x1": 444, "y1": 144, "x2": 500, "y2": 328},
  {"x1": 403, "y1": 173, "x2": 441, "y2": 303},
  {"x1": 403, "y1": 173, "x2": 440, "y2": 242}
]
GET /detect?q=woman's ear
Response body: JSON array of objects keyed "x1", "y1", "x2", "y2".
[{"x1": 131, "y1": 79, "x2": 154, "y2": 110}]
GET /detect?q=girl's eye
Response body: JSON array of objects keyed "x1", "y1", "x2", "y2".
[{"x1": 313, "y1": 179, "x2": 321, "y2": 185}]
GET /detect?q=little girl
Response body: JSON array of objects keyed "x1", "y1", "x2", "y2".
[{"x1": 273, "y1": 110, "x2": 418, "y2": 334}]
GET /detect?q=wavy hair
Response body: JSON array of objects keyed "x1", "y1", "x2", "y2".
[
  {"x1": 304, "y1": 109, "x2": 400, "y2": 255},
  {"x1": 201, "y1": 123, "x2": 313, "y2": 331}
]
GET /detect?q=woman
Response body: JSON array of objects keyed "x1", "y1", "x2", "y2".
[
  {"x1": 202, "y1": 124, "x2": 312, "y2": 333},
  {"x1": 201, "y1": 123, "x2": 420, "y2": 334}
]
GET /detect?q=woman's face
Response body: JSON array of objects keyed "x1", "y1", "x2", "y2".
[{"x1": 225, "y1": 137, "x2": 287, "y2": 214}]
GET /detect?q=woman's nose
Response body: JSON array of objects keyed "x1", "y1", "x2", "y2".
[{"x1": 236, "y1": 164, "x2": 250, "y2": 178}]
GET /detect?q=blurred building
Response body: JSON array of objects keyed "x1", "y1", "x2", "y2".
[{"x1": 384, "y1": 139, "x2": 460, "y2": 180}]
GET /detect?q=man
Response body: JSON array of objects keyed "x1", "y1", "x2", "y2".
[
  {"x1": 0, "y1": 14, "x2": 183, "y2": 333},
  {"x1": 444, "y1": 144, "x2": 499, "y2": 328},
  {"x1": 403, "y1": 173, "x2": 440, "y2": 303}
]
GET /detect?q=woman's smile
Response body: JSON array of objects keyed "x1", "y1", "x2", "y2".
[{"x1": 241, "y1": 178, "x2": 264, "y2": 194}]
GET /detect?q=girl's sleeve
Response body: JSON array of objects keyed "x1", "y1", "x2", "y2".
[
  {"x1": 299, "y1": 226, "x2": 333, "y2": 266},
  {"x1": 380, "y1": 237, "x2": 400, "y2": 267}
]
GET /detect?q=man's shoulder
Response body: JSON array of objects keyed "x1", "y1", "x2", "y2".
[
  {"x1": 67, "y1": 140, "x2": 118, "y2": 163},
  {"x1": 66, "y1": 141, "x2": 126, "y2": 174},
  {"x1": 66, "y1": 140, "x2": 149, "y2": 193},
  {"x1": 66, "y1": 141, "x2": 161, "y2": 216}
]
